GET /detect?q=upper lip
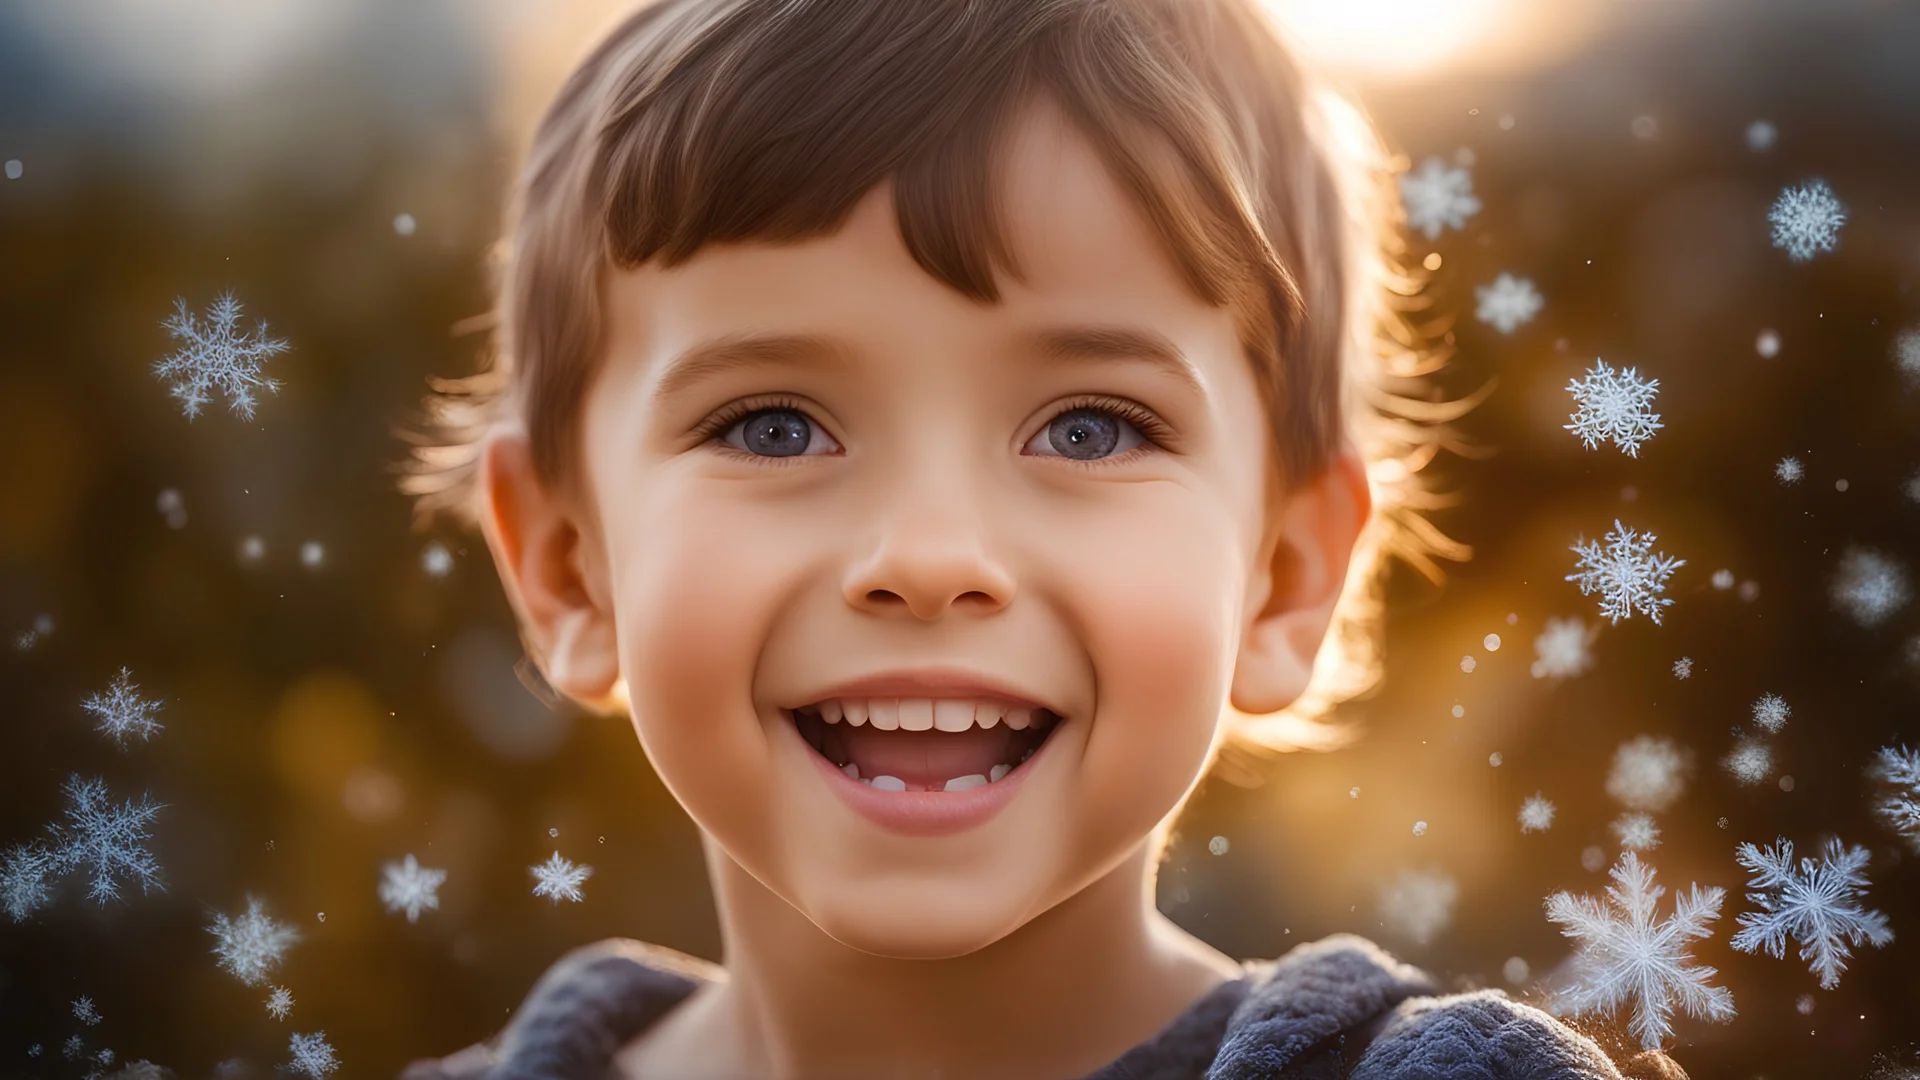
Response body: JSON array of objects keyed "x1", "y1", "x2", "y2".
[{"x1": 784, "y1": 667, "x2": 1068, "y2": 718}]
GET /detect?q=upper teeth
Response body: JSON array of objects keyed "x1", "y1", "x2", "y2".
[{"x1": 805, "y1": 697, "x2": 1045, "y2": 732}]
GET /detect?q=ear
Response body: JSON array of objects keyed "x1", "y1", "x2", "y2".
[
  {"x1": 1229, "y1": 446, "x2": 1374, "y2": 715},
  {"x1": 477, "y1": 433, "x2": 623, "y2": 712}
]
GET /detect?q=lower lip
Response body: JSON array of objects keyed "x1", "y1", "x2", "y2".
[{"x1": 781, "y1": 710, "x2": 1059, "y2": 838}]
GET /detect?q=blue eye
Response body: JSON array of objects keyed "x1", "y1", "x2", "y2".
[
  {"x1": 717, "y1": 405, "x2": 839, "y2": 458},
  {"x1": 1022, "y1": 403, "x2": 1159, "y2": 463}
]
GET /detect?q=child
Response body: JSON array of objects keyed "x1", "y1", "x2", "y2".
[{"x1": 400, "y1": 0, "x2": 1663, "y2": 1075}]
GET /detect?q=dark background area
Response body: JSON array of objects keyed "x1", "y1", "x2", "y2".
[{"x1": 2, "y1": 0, "x2": 1918, "y2": 1076}]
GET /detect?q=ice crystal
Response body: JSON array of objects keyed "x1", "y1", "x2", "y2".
[
  {"x1": 266, "y1": 986, "x2": 294, "y2": 1021},
  {"x1": 1750, "y1": 693, "x2": 1792, "y2": 733},
  {"x1": 1612, "y1": 812, "x2": 1662, "y2": 851},
  {"x1": 1606, "y1": 735, "x2": 1690, "y2": 812},
  {"x1": 1, "y1": 842, "x2": 56, "y2": 921},
  {"x1": 1378, "y1": 868, "x2": 1457, "y2": 947},
  {"x1": 379, "y1": 853, "x2": 447, "y2": 923},
  {"x1": 1519, "y1": 794, "x2": 1557, "y2": 834},
  {"x1": 79, "y1": 668, "x2": 165, "y2": 748},
  {"x1": 1475, "y1": 273, "x2": 1543, "y2": 334},
  {"x1": 209, "y1": 895, "x2": 301, "y2": 987},
  {"x1": 1831, "y1": 547, "x2": 1912, "y2": 627},
  {"x1": 285, "y1": 1032, "x2": 339, "y2": 1079},
  {"x1": 1895, "y1": 327, "x2": 1920, "y2": 387},
  {"x1": 153, "y1": 292, "x2": 290, "y2": 421},
  {"x1": 1565, "y1": 360, "x2": 1663, "y2": 457},
  {"x1": 1544, "y1": 851, "x2": 1735, "y2": 1050},
  {"x1": 1672, "y1": 657, "x2": 1693, "y2": 680},
  {"x1": 1867, "y1": 745, "x2": 1920, "y2": 854},
  {"x1": 73, "y1": 996, "x2": 101, "y2": 1026},
  {"x1": 63, "y1": 1036, "x2": 84, "y2": 1061},
  {"x1": 1530, "y1": 616, "x2": 1598, "y2": 680},
  {"x1": 1723, "y1": 737, "x2": 1774, "y2": 786},
  {"x1": 1567, "y1": 521, "x2": 1685, "y2": 625},
  {"x1": 1399, "y1": 156, "x2": 1482, "y2": 240},
  {"x1": 530, "y1": 851, "x2": 591, "y2": 904},
  {"x1": 47, "y1": 775, "x2": 166, "y2": 904},
  {"x1": 1730, "y1": 836, "x2": 1892, "y2": 989},
  {"x1": 1775, "y1": 457, "x2": 1804, "y2": 485},
  {"x1": 1768, "y1": 179, "x2": 1847, "y2": 263}
]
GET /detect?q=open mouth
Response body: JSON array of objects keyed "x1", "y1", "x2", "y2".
[{"x1": 786, "y1": 698, "x2": 1065, "y2": 793}]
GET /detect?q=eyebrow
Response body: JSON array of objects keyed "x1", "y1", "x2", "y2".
[{"x1": 647, "y1": 323, "x2": 1209, "y2": 408}]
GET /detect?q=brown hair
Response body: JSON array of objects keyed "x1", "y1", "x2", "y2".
[{"x1": 401, "y1": 0, "x2": 1474, "y2": 786}]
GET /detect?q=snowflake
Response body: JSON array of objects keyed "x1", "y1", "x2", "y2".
[
  {"x1": 1567, "y1": 521, "x2": 1685, "y2": 625},
  {"x1": 1722, "y1": 737, "x2": 1774, "y2": 786},
  {"x1": 1, "y1": 842, "x2": 56, "y2": 922},
  {"x1": 530, "y1": 851, "x2": 592, "y2": 904},
  {"x1": 1899, "y1": 327, "x2": 1920, "y2": 388},
  {"x1": 1475, "y1": 273, "x2": 1544, "y2": 334},
  {"x1": 1749, "y1": 692, "x2": 1791, "y2": 733},
  {"x1": 421, "y1": 541, "x2": 454, "y2": 578},
  {"x1": 1612, "y1": 812, "x2": 1662, "y2": 851},
  {"x1": 378, "y1": 853, "x2": 447, "y2": 923},
  {"x1": 1831, "y1": 547, "x2": 1911, "y2": 627},
  {"x1": 1746, "y1": 119, "x2": 1777, "y2": 152},
  {"x1": 1544, "y1": 851, "x2": 1735, "y2": 1050},
  {"x1": 72, "y1": 996, "x2": 101, "y2": 1026},
  {"x1": 1867, "y1": 745, "x2": 1920, "y2": 854},
  {"x1": 1565, "y1": 359, "x2": 1663, "y2": 457},
  {"x1": 152, "y1": 292, "x2": 290, "y2": 421},
  {"x1": 1775, "y1": 456, "x2": 1804, "y2": 484},
  {"x1": 266, "y1": 986, "x2": 294, "y2": 1021},
  {"x1": 1378, "y1": 868, "x2": 1457, "y2": 947},
  {"x1": 1730, "y1": 836, "x2": 1892, "y2": 990},
  {"x1": 1519, "y1": 794, "x2": 1557, "y2": 833},
  {"x1": 63, "y1": 1035, "x2": 84, "y2": 1061},
  {"x1": 209, "y1": 895, "x2": 301, "y2": 987},
  {"x1": 1529, "y1": 616, "x2": 1598, "y2": 680},
  {"x1": 1606, "y1": 735, "x2": 1690, "y2": 812},
  {"x1": 1906, "y1": 469, "x2": 1920, "y2": 506},
  {"x1": 1768, "y1": 179, "x2": 1847, "y2": 263},
  {"x1": 1671, "y1": 657, "x2": 1693, "y2": 680},
  {"x1": 1399, "y1": 156, "x2": 1482, "y2": 240},
  {"x1": 79, "y1": 668, "x2": 165, "y2": 748},
  {"x1": 285, "y1": 1032, "x2": 339, "y2": 1079},
  {"x1": 47, "y1": 775, "x2": 166, "y2": 904}
]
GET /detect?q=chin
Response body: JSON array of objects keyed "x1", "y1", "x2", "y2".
[{"x1": 799, "y1": 884, "x2": 1034, "y2": 960}]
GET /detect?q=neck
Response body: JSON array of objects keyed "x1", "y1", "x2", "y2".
[{"x1": 696, "y1": 837, "x2": 1241, "y2": 1080}]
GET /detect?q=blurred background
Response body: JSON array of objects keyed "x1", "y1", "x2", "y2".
[{"x1": 2, "y1": 0, "x2": 1918, "y2": 1075}]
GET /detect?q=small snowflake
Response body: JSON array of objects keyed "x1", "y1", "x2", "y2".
[
  {"x1": 1567, "y1": 520, "x2": 1685, "y2": 625},
  {"x1": 72, "y1": 996, "x2": 101, "y2": 1026},
  {"x1": 1378, "y1": 868, "x2": 1457, "y2": 947},
  {"x1": 1768, "y1": 179, "x2": 1847, "y2": 263},
  {"x1": 1906, "y1": 469, "x2": 1920, "y2": 505},
  {"x1": 1867, "y1": 745, "x2": 1920, "y2": 854},
  {"x1": 1475, "y1": 273, "x2": 1544, "y2": 333},
  {"x1": 1775, "y1": 457, "x2": 1804, "y2": 485},
  {"x1": 285, "y1": 1032, "x2": 339, "y2": 1079},
  {"x1": 1730, "y1": 836, "x2": 1892, "y2": 990},
  {"x1": 1749, "y1": 693, "x2": 1791, "y2": 733},
  {"x1": 1565, "y1": 359, "x2": 1663, "y2": 457},
  {"x1": 1607, "y1": 735, "x2": 1690, "y2": 812},
  {"x1": 1530, "y1": 616, "x2": 1598, "y2": 680},
  {"x1": 1612, "y1": 812, "x2": 1662, "y2": 851},
  {"x1": 1895, "y1": 326, "x2": 1920, "y2": 387},
  {"x1": 209, "y1": 895, "x2": 301, "y2": 987},
  {"x1": 1746, "y1": 119, "x2": 1777, "y2": 152},
  {"x1": 266, "y1": 986, "x2": 294, "y2": 1021},
  {"x1": 153, "y1": 292, "x2": 290, "y2": 421},
  {"x1": 1519, "y1": 794, "x2": 1557, "y2": 834},
  {"x1": 421, "y1": 541, "x2": 454, "y2": 578},
  {"x1": 1399, "y1": 156, "x2": 1482, "y2": 240},
  {"x1": 79, "y1": 668, "x2": 165, "y2": 748},
  {"x1": 1, "y1": 842, "x2": 56, "y2": 922},
  {"x1": 379, "y1": 853, "x2": 447, "y2": 923},
  {"x1": 530, "y1": 851, "x2": 592, "y2": 904},
  {"x1": 1544, "y1": 851, "x2": 1736, "y2": 1051},
  {"x1": 47, "y1": 775, "x2": 167, "y2": 904},
  {"x1": 1671, "y1": 657, "x2": 1693, "y2": 680},
  {"x1": 1722, "y1": 737, "x2": 1774, "y2": 786},
  {"x1": 1831, "y1": 547, "x2": 1911, "y2": 627}
]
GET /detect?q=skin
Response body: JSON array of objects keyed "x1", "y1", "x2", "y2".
[{"x1": 481, "y1": 92, "x2": 1371, "y2": 1080}]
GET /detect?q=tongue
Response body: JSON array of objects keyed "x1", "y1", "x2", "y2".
[{"x1": 823, "y1": 725, "x2": 1019, "y2": 788}]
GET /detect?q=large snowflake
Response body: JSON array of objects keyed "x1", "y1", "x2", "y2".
[
  {"x1": 1567, "y1": 520, "x2": 1685, "y2": 625},
  {"x1": 209, "y1": 895, "x2": 302, "y2": 987},
  {"x1": 1565, "y1": 359, "x2": 1663, "y2": 457},
  {"x1": 378, "y1": 853, "x2": 447, "y2": 923},
  {"x1": 1830, "y1": 546, "x2": 1911, "y2": 627},
  {"x1": 1768, "y1": 179, "x2": 1847, "y2": 263},
  {"x1": 285, "y1": 1032, "x2": 339, "y2": 1079},
  {"x1": 79, "y1": 668, "x2": 165, "y2": 748},
  {"x1": 530, "y1": 851, "x2": 592, "y2": 905},
  {"x1": 1399, "y1": 156, "x2": 1482, "y2": 240},
  {"x1": 1474, "y1": 273, "x2": 1544, "y2": 333},
  {"x1": 1868, "y1": 745, "x2": 1920, "y2": 853},
  {"x1": 1, "y1": 842, "x2": 56, "y2": 922},
  {"x1": 47, "y1": 775, "x2": 167, "y2": 904},
  {"x1": 1730, "y1": 837, "x2": 1892, "y2": 989},
  {"x1": 1530, "y1": 616, "x2": 1598, "y2": 679},
  {"x1": 1544, "y1": 851, "x2": 1736, "y2": 1051},
  {"x1": 153, "y1": 292, "x2": 290, "y2": 421}
]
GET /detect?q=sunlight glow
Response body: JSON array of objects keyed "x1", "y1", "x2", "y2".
[{"x1": 1261, "y1": 0, "x2": 1512, "y2": 75}]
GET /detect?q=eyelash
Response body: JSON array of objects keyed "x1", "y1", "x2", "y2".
[{"x1": 690, "y1": 393, "x2": 1174, "y2": 469}]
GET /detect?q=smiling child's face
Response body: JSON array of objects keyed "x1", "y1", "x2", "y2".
[{"x1": 500, "y1": 94, "x2": 1361, "y2": 960}]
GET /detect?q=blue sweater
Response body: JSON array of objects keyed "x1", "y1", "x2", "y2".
[{"x1": 403, "y1": 933, "x2": 1664, "y2": 1079}]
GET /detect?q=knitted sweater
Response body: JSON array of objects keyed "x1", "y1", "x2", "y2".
[{"x1": 402, "y1": 933, "x2": 1647, "y2": 1079}]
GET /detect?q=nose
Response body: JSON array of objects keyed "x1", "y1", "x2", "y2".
[{"x1": 842, "y1": 475, "x2": 1016, "y2": 621}]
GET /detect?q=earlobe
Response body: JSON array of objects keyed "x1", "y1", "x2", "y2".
[{"x1": 1228, "y1": 449, "x2": 1373, "y2": 716}]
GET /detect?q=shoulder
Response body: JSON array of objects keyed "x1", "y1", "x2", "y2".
[
  {"x1": 1351, "y1": 989, "x2": 1625, "y2": 1080},
  {"x1": 401, "y1": 939, "x2": 723, "y2": 1080}
]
